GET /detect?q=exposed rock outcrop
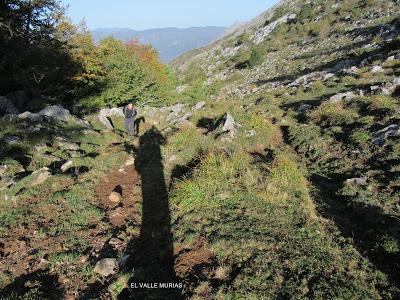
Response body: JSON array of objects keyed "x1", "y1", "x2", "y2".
[{"x1": 98, "y1": 107, "x2": 125, "y2": 130}]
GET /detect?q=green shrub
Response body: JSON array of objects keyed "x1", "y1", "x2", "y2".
[
  {"x1": 367, "y1": 96, "x2": 397, "y2": 114},
  {"x1": 229, "y1": 49, "x2": 251, "y2": 68},
  {"x1": 248, "y1": 48, "x2": 264, "y2": 67},
  {"x1": 310, "y1": 102, "x2": 359, "y2": 126},
  {"x1": 311, "y1": 81, "x2": 326, "y2": 95},
  {"x1": 350, "y1": 130, "x2": 371, "y2": 146}
]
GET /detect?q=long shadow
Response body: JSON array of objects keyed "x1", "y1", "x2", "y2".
[
  {"x1": 169, "y1": 151, "x2": 204, "y2": 190},
  {"x1": 0, "y1": 269, "x2": 65, "y2": 299},
  {"x1": 118, "y1": 126, "x2": 183, "y2": 299},
  {"x1": 135, "y1": 116, "x2": 146, "y2": 136}
]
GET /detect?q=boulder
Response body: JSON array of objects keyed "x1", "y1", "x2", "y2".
[
  {"x1": 39, "y1": 105, "x2": 73, "y2": 122},
  {"x1": 93, "y1": 258, "x2": 119, "y2": 277},
  {"x1": 61, "y1": 160, "x2": 74, "y2": 173},
  {"x1": 222, "y1": 113, "x2": 241, "y2": 137},
  {"x1": 98, "y1": 107, "x2": 124, "y2": 130},
  {"x1": 18, "y1": 111, "x2": 43, "y2": 122},
  {"x1": 55, "y1": 141, "x2": 80, "y2": 151},
  {"x1": 110, "y1": 107, "x2": 124, "y2": 117},
  {"x1": 372, "y1": 124, "x2": 400, "y2": 145},
  {"x1": 3, "y1": 136, "x2": 21, "y2": 145},
  {"x1": 98, "y1": 115, "x2": 113, "y2": 130},
  {"x1": 329, "y1": 91, "x2": 356, "y2": 103},
  {"x1": 0, "y1": 96, "x2": 19, "y2": 116},
  {"x1": 31, "y1": 168, "x2": 51, "y2": 186}
]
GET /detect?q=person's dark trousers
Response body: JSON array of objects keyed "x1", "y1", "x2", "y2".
[{"x1": 125, "y1": 117, "x2": 136, "y2": 135}]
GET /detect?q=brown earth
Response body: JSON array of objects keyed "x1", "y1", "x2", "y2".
[{"x1": 1, "y1": 132, "x2": 214, "y2": 299}]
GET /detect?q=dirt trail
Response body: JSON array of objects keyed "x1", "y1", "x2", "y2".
[{"x1": 83, "y1": 127, "x2": 213, "y2": 299}]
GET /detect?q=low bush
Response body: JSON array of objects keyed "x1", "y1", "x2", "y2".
[{"x1": 309, "y1": 102, "x2": 359, "y2": 126}]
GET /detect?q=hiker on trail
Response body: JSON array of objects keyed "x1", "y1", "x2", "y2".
[{"x1": 123, "y1": 103, "x2": 138, "y2": 136}]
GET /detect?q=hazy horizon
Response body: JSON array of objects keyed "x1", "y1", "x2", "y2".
[{"x1": 60, "y1": 0, "x2": 279, "y2": 30}]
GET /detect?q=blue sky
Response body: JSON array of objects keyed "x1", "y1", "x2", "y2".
[{"x1": 60, "y1": 0, "x2": 279, "y2": 30}]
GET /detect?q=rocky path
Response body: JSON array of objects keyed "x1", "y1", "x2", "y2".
[{"x1": 80, "y1": 127, "x2": 213, "y2": 299}]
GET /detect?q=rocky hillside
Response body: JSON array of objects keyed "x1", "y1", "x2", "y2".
[
  {"x1": 1, "y1": 0, "x2": 400, "y2": 299},
  {"x1": 170, "y1": 0, "x2": 400, "y2": 297}
]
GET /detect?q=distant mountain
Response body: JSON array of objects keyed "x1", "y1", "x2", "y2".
[{"x1": 91, "y1": 26, "x2": 227, "y2": 62}]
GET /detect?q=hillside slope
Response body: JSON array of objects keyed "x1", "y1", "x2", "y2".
[
  {"x1": 170, "y1": 0, "x2": 400, "y2": 296},
  {"x1": 1, "y1": 0, "x2": 400, "y2": 299}
]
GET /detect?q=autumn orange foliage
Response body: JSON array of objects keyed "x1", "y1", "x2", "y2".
[{"x1": 126, "y1": 39, "x2": 168, "y2": 85}]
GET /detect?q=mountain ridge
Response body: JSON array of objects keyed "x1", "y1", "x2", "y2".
[{"x1": 91, "y1": 26, "x2": 227, "y2": 62}]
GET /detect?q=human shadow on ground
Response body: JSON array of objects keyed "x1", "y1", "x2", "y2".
[
  {"x1": 118, "y1": 126, "x2": 183, "y2": 299},
  {"x1": 0, "y1": 269, "x2": 65, "y2": 299},
  {"x1": 135, "y1": 116, "x2": 146, "y2": 136}
]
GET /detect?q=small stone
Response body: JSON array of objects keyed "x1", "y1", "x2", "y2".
[
  {"x1": 3, "y1": 136, "x2": 21, "y2": 145},
  {"x1": 393, "y1": 77, "x2": 400, "y2": 88},
  {"x1": 329, "y1": 92, "x2": 356, "y2": 103},
  {"x1": 109, "y1": 191, "x2": 122, "y2": 203},
  {"x1": 168, "y1": 155, "x2": 178, "y2": 162},
  {"x1": 109, "y1": 238, "x2": 122, "y2": 246},
  {"x1": 371, "y1": 65, "x2": 384, "y2": 73},
  {"x1": 218, "y1": 192, "x2": 231, "y2": 200},
  {"x1": 0, "y1": 165, "x2": 7, "y2": 177},
  {"x1": 215, "y1": 266, "x2": 229, "y2": 281},
  {"x1": 125, "y1": 157, "x2": 135, "y2": 166},
  {"x1": 93, "y1": 258, "x2": 119, "y2": 277},
  {"x1": 246, "y1": 129, "x2": 256, "y2": 137},
  {"x1": 56, "y1": 141, "x2": 80, "y2": 151},
  {"x1": 370, "y1": 85, "x2": 380, "y2": 91},
  {"x1": 192, "y1": 101, "x2": 206, "y2": 111},
  {"x1": 381, "y1": 87, "x2": 391, "y2": 96},
  {"x1": 298, "y1": 104, "x2": 312, "y2": 113},
  {"x1": 61, "y1": 160, "x2": 74, "y2": 172},
  {"x1": 346, "y1": 177, "x2": 368, "y2": 186}
]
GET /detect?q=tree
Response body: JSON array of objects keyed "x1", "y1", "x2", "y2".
[{"x1": 0, "y1": 0, "x2": 79, "y2": 97}]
